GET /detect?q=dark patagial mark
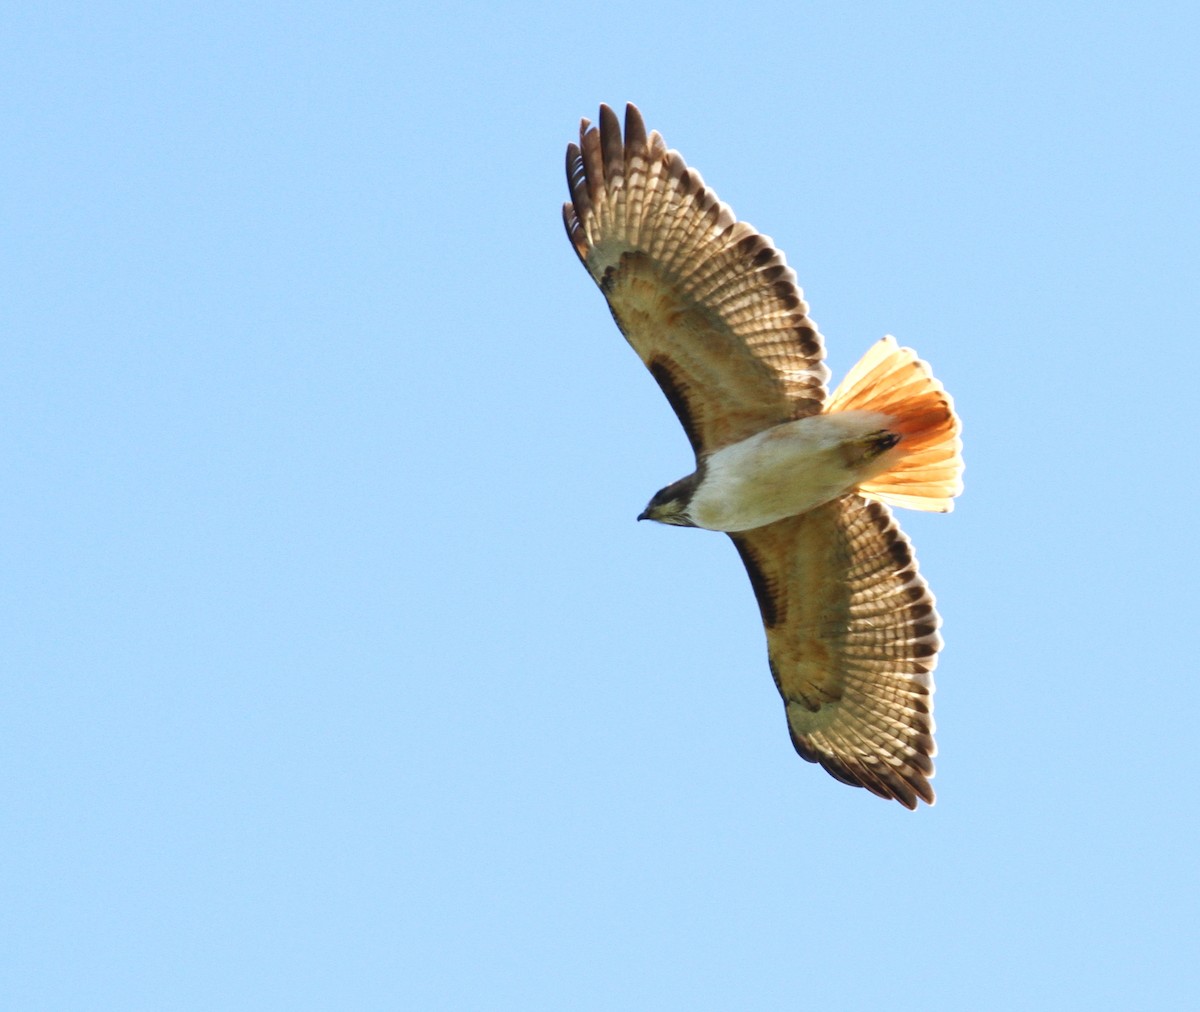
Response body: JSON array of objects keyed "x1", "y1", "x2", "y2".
[
  {"x1": 647, "y1": 357, "x2": 702, "y2": 455},
  {"x1": 730, "y1": 536, "x2": 779, "y2": 628},
  {"x1": 767, "y1": 657, "x2": 783, "y2": 692}
]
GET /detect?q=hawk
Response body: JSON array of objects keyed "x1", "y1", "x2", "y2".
[{"x1": 563, "y1": 104, "x2": 963, "y2": 809}]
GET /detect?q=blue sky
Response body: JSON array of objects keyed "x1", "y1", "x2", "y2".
[{"x1": 4, "y1": 2, "x2": 1198, "y2": 1008}]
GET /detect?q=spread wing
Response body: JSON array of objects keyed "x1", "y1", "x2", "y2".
[
  {"x1": 563, "y1": 103, "x2": 829, "y2": 456},
  {"x1": 730, "y1": 495, "x2": 941, "y2": 808}
]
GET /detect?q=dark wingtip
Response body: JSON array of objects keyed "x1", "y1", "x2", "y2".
[{"x1": 624, "y1": 103, "x2": 646, "y2": 149}]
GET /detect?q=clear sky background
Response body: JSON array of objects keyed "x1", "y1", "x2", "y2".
[{"x1": 4, "y1": 2, "x2": 1198, "y2": 1009}]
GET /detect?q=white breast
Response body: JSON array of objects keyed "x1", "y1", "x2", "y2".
[{"x1": 688, "y1": 411, "x2": 896, "y2": 532}]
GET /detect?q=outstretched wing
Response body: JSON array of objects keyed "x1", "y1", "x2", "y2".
[
  {"x1": 564, "y1": 103, "x2": 829, "y2": 457},
  {"x1": 730, "y1": 495, "x2": 941, "y2": 808}
]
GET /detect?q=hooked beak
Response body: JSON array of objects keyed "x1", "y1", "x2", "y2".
[{"x1": 637, "y1": 509, "x2": 650, "y2": 522}]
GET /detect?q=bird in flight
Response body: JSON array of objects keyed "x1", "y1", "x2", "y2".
[{"x1": 563, "y1": 104, "x2": 963, "y2": 809}]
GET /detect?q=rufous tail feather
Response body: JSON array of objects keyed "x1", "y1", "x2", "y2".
[{"x1": 827, "y1": 336, "x2": 963, "y2": 512}]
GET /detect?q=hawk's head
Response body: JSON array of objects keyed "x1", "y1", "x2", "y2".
[{"x1": 638, "y1": 472, "x2": 701, "y2": 527}]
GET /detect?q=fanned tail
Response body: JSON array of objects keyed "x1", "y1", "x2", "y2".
[{"x1": 828, "y1": 336, "x2": 963, "y2": 512}]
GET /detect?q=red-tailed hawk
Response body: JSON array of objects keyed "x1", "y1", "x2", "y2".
[{"x1": 563, "y1": 104, "x2": 963, "y2": 809}]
